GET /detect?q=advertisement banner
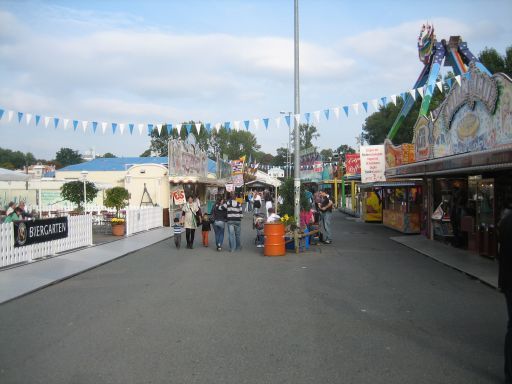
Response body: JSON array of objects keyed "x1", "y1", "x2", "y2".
[
  {"x1": 171, "y1": 186, "x2": 186, "y2": 205},
  {"x1": 14, "y1": 217, "x2": 68, "y2": 247},
  {"x1": 345, "y1": 154, "x2": 361, "y2": 176},
  {"x1": 232, "y1": 174, "x2": 244, "y2": 188},
  {"x1": 360, "y1": 145, "x2": 386, "y2": 183},
  {"x1": 168, "y1": 139, "x2": 208, "y2": 178}
]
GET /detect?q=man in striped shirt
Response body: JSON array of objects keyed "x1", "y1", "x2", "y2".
[{"x1": 226, "y1": 194, "x2": 243, "y2": 252}]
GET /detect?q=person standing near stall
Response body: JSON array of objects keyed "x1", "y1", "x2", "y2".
[
  {"x1": 498, "y1": 202, "x2": 512, "y2": 384},
  {"x1": 226, "y1": 193, "x2": 243, "y2": 252},
  {"x1": 182, "y1": 195, "x2": 200, "y2": 249},
  {"x1": 212, "y1": 197, "x2": 227, "y2": 251},
  {"x1": 319, "y1": 191, "x2": 333, "y2": 244}
]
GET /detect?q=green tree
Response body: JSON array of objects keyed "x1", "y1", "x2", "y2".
[
  {"x1": 320, "y1": 148, "x2": 334, "y2": 160},
  {"x1": 271, "y1": 147, "x2": 288, "y2": 166},
  {"x1": 55, "y1": 148, "x2": 83, "y2": 168},
  {"x1": 299, "y1": 124, "x2": 319, "y2": 150},
  {"x1": 140, "y1": 149, "x2": 152, "y2": 157},
  {"x1": 336, "y1": 144, "x2": 356, "y2": 157},
  {"x1": 0, "y1": 148, "x2": 38, "y2": 169},
  {"x1": 215, "y1": 128, "x2": 260, "y2": 160},
  {"x1": 479, "y1": 47, "x2": 506, "y2": 74},
  {"x1": 104, "y1": 187, "x2": 130, "y2": 218},
  {"x1": 60, "y1": 181, "x2": 98, "y2": 212},
  {"x1": 278, "y1": 177, "x2": 310, "y2": 217},
  {"x1": 505, "y1": 46, "x2": 512, "y2": 76},
  {"x1": 101, "y1": 152, "x2": 117, "y2": 158}
]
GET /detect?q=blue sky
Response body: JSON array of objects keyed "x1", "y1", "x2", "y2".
[{"x1": 0, "y1": 0, "x2": 511, "y2": 160}]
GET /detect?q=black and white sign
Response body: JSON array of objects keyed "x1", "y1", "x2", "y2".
[{"x1": 14, "y1": 217, "x2": 69, "y2": 247}]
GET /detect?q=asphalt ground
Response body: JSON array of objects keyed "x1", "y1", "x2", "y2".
[{"x1": 0, "y1": 213, "x2": 506, "y2": 384}]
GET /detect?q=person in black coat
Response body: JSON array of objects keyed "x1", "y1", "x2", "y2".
[{"x1": 498, "y1": 204, "x2": 512, "y2": 384}]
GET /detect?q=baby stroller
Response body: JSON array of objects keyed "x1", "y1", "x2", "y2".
[{"x1": 253, "y1": 213, "x2": 265, "y2": 248}]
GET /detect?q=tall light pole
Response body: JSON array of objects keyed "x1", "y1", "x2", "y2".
[
  {"x1": 81, "y1": 170, "x2": 88, "y2": 214},
  {"x1": 280, "y1": 111, "x2": 292, "y2": 178},
  {"x1": 293, "y1": 0, "x2": 301, "y2": 224}
]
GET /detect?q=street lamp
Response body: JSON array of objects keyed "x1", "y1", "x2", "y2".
[
  {"x1": 280, "y1": 111, "x2": 292, "y2": 178},
  {"x1": 81, "y1": 170, "x2": 88, "y2": 214}
]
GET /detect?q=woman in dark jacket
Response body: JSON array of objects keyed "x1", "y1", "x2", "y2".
[{"x1": 212, "y1": 197, "x2": 227, "y2": 251}]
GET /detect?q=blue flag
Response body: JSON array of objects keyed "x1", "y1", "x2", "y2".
[
  {"x1": 92, "y1": 121, "x2": 98, "y2": 133},
  {"x1": 224, "y1": 121, "x2": 231, "y2": 131},
  {"x1": 166, "y1": 123, "x2": 172, "y2": 135},
  {"x1": 343, "y1": 106, "x2": 349, "y2": 117},
  {"x1": 0, "y1": 109, "x2": 3, "y2": 120},
  {"x1": 244, "y1": 120, "x2": 250, "y2": 130},
  {"x1": 147, "y1": 124, "x2": 153, "y2": 135},
  {"x1": 362, "y1": 102, "x2": 368, "y2": 113},
  {"x1": 112, "y1": 123, "x2": 118, "y2": 134},
  {"x1": 54, "y1": 117, "x2": 59, "y2": 129},
  {"x1": 285, "y1": 115, "x2": 291, "y2": 128},
  {"x1": 73, "y1": 120, "x2": 79, "y2": 131},
  {"x1": 381, "y1": 97, "x2": 387, "y2": 106},
  {"x1": 263, "y1": 118, "x2": 269, "y2": 129},
  {"x1": 129, "y1": 123, "x2": 135, "y2": 135},
  {"x1": 305, "y1": 112, "x2": 310, "y2": 124},
  {"x1": 324, "y1": 109, "x2": 330, "y2": 120},
  {"x1": 446, "y1": 78, "x2": 453, "y2": 88},
  {"x1": 205, "y1": 123, "x2": 211, "y2": 132},
  {"x1": 185, "y1": 124, "x2": 192, "y2": 134},
  {"x1": 17, "y1": 112, "x2": 23, "y2": 123},
  {"x1": 35, "y1": 115, "x2": 41, "y2": 126}
]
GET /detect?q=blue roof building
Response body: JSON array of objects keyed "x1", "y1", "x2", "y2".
[{"x1": 59, "y1": 157, "x2": 168, "y2": 172}]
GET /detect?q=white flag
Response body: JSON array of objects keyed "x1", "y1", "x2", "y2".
[
  {"x1": 176, "y1": 123, "x2": 182, "y2": 134},
  {"x1": 333, "y1": 107, "x2": 340, "y2": 120},
  {"x1": 294, "y1": 114, "x2": 301, "y2": 125},
  {"x1": 390, "y1": 95, "x2": 397, "y2": 105},
  {"x1": 44, "y1": 116, "x2": 51, "y2": 128},
  {"x1": 371, "y1": 99, "x2": 379, "y2": 111},
  {"x1": 409, "y1": 89, "x2": 417, "y2": 100},
  {"x1": 120, "y1": 123, "x2": 126, "y2": 135},
  {"x1": 454, "y1": 75, "x2": 461, "y2": 86},
  {"x1": 156, "y1": 123, "x2": 162, "y2": 135},
  {"x1": 137, "y1": 123, "x2": 144, "y2": 135},
  {"x1": 215, "y1": 123, "x2": 221, "y2": 132},
  {"x1": 195, "y1": 123, "x2": 202, "y2": 133},
  {"x1": 417, "y1": 87, "x2": 424, "y2": 99},
  {"x1": 275, "y1": 117, "x2": 281, "y2": 130},
  {"x1": 82, "y1": 121, "x2": 88, "y2": 132},
  {"x1": 436, "y1": 81, "x2": 444, "y2": 92},
  {"x1": 234, "y1": 121, "x2": 240, "y2": 131},
  {"x1": 102, "y1": 122, "x2": 108, "y2": 134},
  {"x1": 63, "y1": 118, "x2": 69, "y2": 130},
  {"x1": 7, "y1": 110, "x2": 14, "y2": 122},
  {"x1": 25, "y1": 113, "x2": 32, "y2": 125},
  {"x1": 352, "y1": 103, "x2": 360, "y2": 115},
  {"x1": 313, "y1": 111, "x2": 321, "y2": 124}
]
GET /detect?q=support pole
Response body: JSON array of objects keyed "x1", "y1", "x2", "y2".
[{"x1": 293, "y1": 0, "x2": 301, "y2": 225}]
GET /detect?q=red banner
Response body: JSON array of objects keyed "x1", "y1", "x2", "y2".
[{"x1": 345, "y1": 154, "x2": 361, "y2": 176}]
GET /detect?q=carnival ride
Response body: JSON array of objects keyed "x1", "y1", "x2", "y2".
[{"x1": 386, "y1": 23, "x2": 492, "y2": 141}]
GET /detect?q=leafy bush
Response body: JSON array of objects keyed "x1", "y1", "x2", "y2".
[
  {"x1": 104, "y1": 187, "x2": 130, "y2": 217},
  {"x1": 60, "y1": 181, "x2": 98, "y2": 212},
  {"x1": 278, "y1": 177, "x2": 310, "y2": 218}
]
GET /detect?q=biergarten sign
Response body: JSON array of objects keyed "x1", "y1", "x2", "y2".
[{"x1": 14, "y1": 217, "x2": 68, "y2": 247}]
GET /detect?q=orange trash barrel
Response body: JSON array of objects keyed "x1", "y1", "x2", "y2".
[{"x1": 264, "y1": 222, "x2": 286, "y2": 256}]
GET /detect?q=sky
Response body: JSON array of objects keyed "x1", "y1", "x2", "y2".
[{"x1": 0, "y1": 0, "x2": 511, "y2": 160}]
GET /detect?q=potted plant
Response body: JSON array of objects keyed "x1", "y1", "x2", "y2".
[{"x1": 104, "y1": 187, "x2": 130, "y2": 236}]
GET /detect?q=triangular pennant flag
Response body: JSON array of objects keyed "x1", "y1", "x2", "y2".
[
  {"x1": 400, "y1": 92, "x2": 406, "y2": 101},
  {"x1": 362, "y1": 102, "x2": 368, "y2": 113},
  {"x1": 313, "y1": 111, "x2": 320, "y2": 123},
  {"x1": 380, "y1": 97, "x2": 387, "y2": 106},
  {"x1": 73, "y1": 120, "x2": 79, "y2": 131},
  {"x1": 156, "y1": 123, "x2": 162, "y2": 135},
  {"x1": 102, "y1": 122, "x2": 108, "y2": 134},
  {"x1": 464, "y1": 72, "x2": 471, "y2": 80},
  {"x1": 446, "y1": 78, "x2": 453, "y2": 89},
  {"x1": 343, "y1": 106, "x2": 349, "y2": 117},
  {"x1": 17, "y1": 112, "x2": 23, "y2": 123},
  {"x1": 44, "y1": 116, "x2": 50, "y2": 128},
  {"x1": 323, "y1": 109, "x2": 330, "y2": 120},
  {"x1": 92, "y1": 121, "x2": 98, "y2": 133},
  {"x1": 185, "y1": 123, "x2": 192, "y2": 134},
  {"x1": 234, "y1": 121, "x2": 240, "y2": 131},
  {"x1": 275, "y1": 117, "x2": 281, "y2": 130},
  {"x1": 409, "y1": 89, "x2": 417, "y2": 100},
  {"x1": 224, "y1": 122, "x2": 231, "y2": 131},
  {"x1": 294, "y1": 114, "x2": 301, "y2": 124},
  {"x1": 436, "y1": 81, "x2": 444, "y2": 92},
  {"x1": 352, "y1": 103, "x2": 359, "y2": 115},
  {"x1": 176, "y1": 123, "x2": 183, "y2": 134},
  {"x1": 417, "y1": 87, "x2": 424, "y2": 98},
  {"x1": 25, "y1": 113, "x2": 32, "y2": 125},
  {"x1": 195, "y1": 122, "x2": 202, "y2": 134},
  {"x1": 81, "y1": 121, "x2": 88, "y2": 132},
  {"x1": 62, "y1": 118, "x2": 69, "y2": 130},
  {"x1": 243, "y1": 120, "x2": 250, "y2": 130},
  {"x1": 253, "y1": 119, "x2": 260, "y2": 130},
  {"x1": 120, "y1": 123, "x2": 126, "y2": 135},
  {"x1": 53, "y1": 117, "x2": 59, "y2": 129},
  {"x1": 112, "y1": 123, "x2": 118, "y2": 134},
  {"x1": 371, "y1": 99, "x2": 379, "y2": 111},
  {"x1": 304, "y1": 112, "x2": 311, "y2": 124},
  {"x1": 165, "y1": 123, "x2": 172, "y2": 135},
  {"x1": 0, "y1": 109, "x2": 4, "y2": 120},
  {"x1": 263, "y1": 118, "x2": 269, "y2": 129},
  {"x1": 454, "y1": 75, "x2": 461, "y2": 86},
  {"x1": 7, "y1": 110, "x2": 14, "y2": 122},
  {"x1": 284, "y1": 115, "x2": 291, "y2": 128},
  {"x1": 205, "y1": 123, "x2": 212, "y2": 132},
  {"x1": 35, "y1": 115, "x2": 41, "y2": 126},
  {"x1": 390, "y1": 95, "x2": 397, "y2": 105},
  {"x1": 147, "y1": 123, "x2": 153, "y2": 135},
  {"x1": 333, "y1": 107, "x2": 340, "y2": 119}
]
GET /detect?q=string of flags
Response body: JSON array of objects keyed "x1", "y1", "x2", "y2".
[{"x1": 0, "y1": 73, "x2": 469, "y2": 137}]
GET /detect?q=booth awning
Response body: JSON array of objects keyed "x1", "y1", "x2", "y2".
[
  {"x1": 169, "y1": 175, "x2": 210, "y2": 184},
  {"x1": 360, "y1": 180, "x2": 423, "y2": 189}
]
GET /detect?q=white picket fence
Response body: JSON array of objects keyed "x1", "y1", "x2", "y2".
[
  {"x1": 125, "y1": 207, "x2": 163, "y2": 236},
  {"x1": 0, "y1": 215, "x2": 92, "y2": 268}
]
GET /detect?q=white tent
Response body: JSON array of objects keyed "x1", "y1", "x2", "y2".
[{"x1": 0, "y1": 168, "x2": 30, "y2": 181}]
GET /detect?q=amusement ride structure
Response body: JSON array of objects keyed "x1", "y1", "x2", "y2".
[{"x1": 386, "y1": 23, "x2": 492, "y2": 141}]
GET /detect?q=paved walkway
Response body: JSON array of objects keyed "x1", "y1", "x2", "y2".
[
  {"x1": 390, "y1": 234, "x2": 498, "y2": 289},
  {"x1": 0, "y1": 227, "x2": 171, "y2": 304}
]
